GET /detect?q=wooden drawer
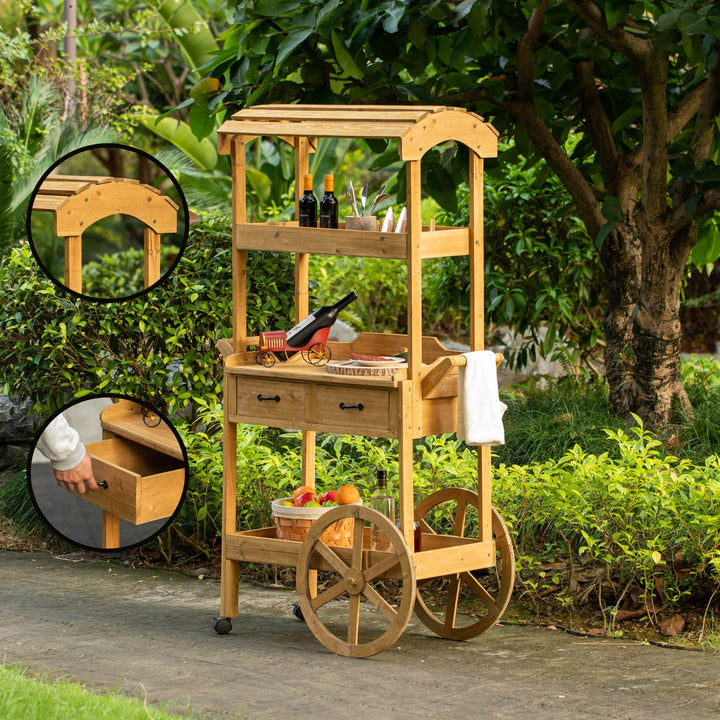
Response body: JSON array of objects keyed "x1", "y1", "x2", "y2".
[
  {"x1": 228, "y1": 376, "x2": 305, "y2": 426},
  {"x1": 311, "y1": 385, "x2": 392, "y2": 434},
  {"x1": 83, "y1": 437, "x2": 186, "y2": 525}
]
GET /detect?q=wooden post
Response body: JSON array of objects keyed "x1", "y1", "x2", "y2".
[
  {"x1": 64, "y1": 235, "x2": 82, "y2": 293},
  {"x1": 294, "y1": 136, "x2": 316, "y2": 488},
  {"x1": 469, "y1": 151, "x2": 492, "y2": 544},
  {"x1": 295, "y1": 136, "x2": 317, "y2": 598},
  {"x1": 143, "y1": 227, "x2": 161, "y2": 288},
  {"x1": 406, "y1": 159, "x2": 423, "y2": 438},
  {"x1": 397, "y1": 380, "x2": 415, "y2": 550},
  {"x1": 231, "y1": 136, "x2": 248, "y2": 354},
  {"x1": 221, "y1": 406, "x2": 240, "y2": 619},
  {"x1": 293, "y1": 137, "x2": 311, "y2": 323},
  {"x1": 102, "y1": 510, "x2": 120, "y2": 549}
]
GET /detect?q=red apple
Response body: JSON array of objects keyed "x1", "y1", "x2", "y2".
[
  {"x1": 319, "y1": 490, "x2": 337, "y2": 505},
  {"x1": 295, "y1": 491, "x2": 316, "y2": 507}
]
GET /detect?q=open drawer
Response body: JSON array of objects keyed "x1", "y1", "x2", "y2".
[{"x1": 83, "y1": 437, "x2": 186, "y2": 525}]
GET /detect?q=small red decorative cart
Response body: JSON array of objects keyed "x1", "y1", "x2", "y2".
[{"x1": 255, "y1": 326, "x2": 331, "y2": 367}]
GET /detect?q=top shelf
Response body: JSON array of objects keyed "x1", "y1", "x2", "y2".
[{"x1": 218, "y1": 104, "x2": 498, "y2": 161}]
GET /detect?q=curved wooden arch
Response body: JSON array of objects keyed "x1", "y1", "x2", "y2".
[{"x1": 32, "y1": 175, "x2": 179, "y2": 294}]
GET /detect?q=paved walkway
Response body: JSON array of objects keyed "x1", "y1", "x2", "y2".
[{"x1": 1, "y1": 550, "x2": 719, "y2": 719}]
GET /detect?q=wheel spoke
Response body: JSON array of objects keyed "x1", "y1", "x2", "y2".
[
  {"x1": 417, "y1": 516, "x2": 434, "y2": 535},
  {"x1": 362, "y1": 583, "x2": 398, "y2": 623},
  {"x1": 347, "y1": 594, "x2": 361, "y2": 644},
  {"x1": 311, "y1": 578, "x2": 348, "y2": 611},
  {"x1": 453, "y1": 498, "x2": 468, "y2": 537},
  {"x1": 461, "y1": 570, "x2": 500, "y2": 612},
  {"x1": 364, "y1": 552, "x2": 401, "y2": 582},
  {"x1": 350, "y1": 516, "x2": 364, "y2": 568},
  {"x1": 443, "y1": 575, "x2": 461, "y2": 632},
  {"x1": 313, "y1": 540, "x2": 350, "y2": 575}
]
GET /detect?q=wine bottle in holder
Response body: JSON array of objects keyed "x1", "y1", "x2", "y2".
[
  {"x1": 285, "y1": 291, "x2": 357, "y2": 348},
  {"x1": 298, "y1": 173, "x2": 317, "y2": 227},
  {"x1": 319, "y1": 174, "x2": 338, "y2": 228}
]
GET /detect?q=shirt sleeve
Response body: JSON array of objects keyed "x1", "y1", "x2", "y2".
[{"x1": 35, "y1": 413, "x2": 87, "y2": 471}]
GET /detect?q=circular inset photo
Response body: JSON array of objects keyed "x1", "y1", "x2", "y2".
[
  {"x1": 28, "y1": 143, "x2": 189, "y2": 302},
  {"x1": 28, "y1": 395, "x2": 188, "y2": 552}
]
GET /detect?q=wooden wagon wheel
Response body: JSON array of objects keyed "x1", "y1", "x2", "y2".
[
  {"x1": 413, "y1": 488, "x2": 514, "y2": 640},
  {"x1": 301, "y1": 342, "x2": 331, "y2": 366},
  {"x1": 296, "y1": 504, "x2": 416, "y2": 657}
]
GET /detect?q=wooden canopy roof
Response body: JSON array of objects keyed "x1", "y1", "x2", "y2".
[{"x1": 217, "y1": 104, "x2": 498, "y2": 160}]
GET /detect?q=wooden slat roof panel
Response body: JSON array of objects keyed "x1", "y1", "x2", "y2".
[{"x1": 218, "y1": 105, "x2": 498, "y2": 159}]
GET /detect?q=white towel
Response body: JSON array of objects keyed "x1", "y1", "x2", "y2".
[{"x1": 457, "y1": 351, "x2": 507, "y2": 446}]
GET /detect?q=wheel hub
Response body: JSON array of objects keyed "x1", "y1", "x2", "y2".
[{"x1": 343, "y1": 567, "x2": 366, "y2": 595}]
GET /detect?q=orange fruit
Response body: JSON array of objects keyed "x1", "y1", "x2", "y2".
[
  {"x1": 292, "y1": 485, "x2": 315, "y2": 502},
  {"x1": 336, "y1": 484, "x2": 360, "y2": 505}
]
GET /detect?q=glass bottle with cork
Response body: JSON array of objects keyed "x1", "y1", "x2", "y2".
[{"x1": 369, "y1": 468, "x2": 394, "y2": 551}]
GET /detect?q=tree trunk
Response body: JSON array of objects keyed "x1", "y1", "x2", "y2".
[
  {"x1": 600, "y1": 224, "x2": 641, "y2": 419},
  {"x1": 631, "y1": 220, "x2": 695, "y2": 427},
  {"x1": 602, "y1": 217, "x2": 695, "y2": 429}
]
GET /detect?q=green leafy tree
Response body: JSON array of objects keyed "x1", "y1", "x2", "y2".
[{"x1": 203, "y1": 0, "x2": 720, "y2": 429}]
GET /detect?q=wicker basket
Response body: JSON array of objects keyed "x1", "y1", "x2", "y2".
[{"x1": 271, "y1": 498, "x2": 361, "y2": 547}]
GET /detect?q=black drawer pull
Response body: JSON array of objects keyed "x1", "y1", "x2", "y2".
[
  {"x1": 339, "y1": 402, "x2": 364, "y2": 411},
  {"x1": 96, "y1": 481, "x2": 109, "y2": 489},
  {"x1": 257, "y1": 394, "x2": 280, "y2": 402}
]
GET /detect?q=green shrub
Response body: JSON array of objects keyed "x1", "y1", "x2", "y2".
[{"x1": 496, "y1": 421, "x2": 720, "y2": 618}]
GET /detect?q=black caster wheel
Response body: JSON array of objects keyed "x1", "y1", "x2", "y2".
[
  {"x1": 292, "y1": 602, "x2": 305, "y2": 622},
  {"x1": 214, "y1": 617, "x2": 232, "y2": 635}
]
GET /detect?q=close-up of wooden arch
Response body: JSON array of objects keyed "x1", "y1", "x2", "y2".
[{"x1": 32, "y1": 175, "x2": 179, "y2": 294}]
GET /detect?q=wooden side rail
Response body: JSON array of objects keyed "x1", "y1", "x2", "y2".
[
  {"x1": 32, "y1": 175, "x2": 179, "y2": 294},
  {"x1": 421, "y1": 352, "x2": 503, "y2": 399}
]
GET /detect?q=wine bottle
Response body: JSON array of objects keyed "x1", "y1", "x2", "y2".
[
  {"x1": 370, "y1": 468, "x2": 395, "y2": 551},
  {"x1": 285, "y1": 291, "x2": 357, "y2": 348},
  {"x1": 319, "y1": 174, "x2": 339, "y2": 228},
  {"x1": 298, "y1": 173, "x2": 317, "y2": 227}
]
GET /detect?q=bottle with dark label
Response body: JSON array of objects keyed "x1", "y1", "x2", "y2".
[
  {"x1": 297, "y1": 173, "x2": 317, "y2": 227},
  {"x1": 285, "y1": 291, "x2": 357, "y2": 348},
  {"x1": 370, "y1": 468, "x2": 395, "y2": 551},
  {"x1": 319, "y1": 174, "x2": 338, "y2": 228}
]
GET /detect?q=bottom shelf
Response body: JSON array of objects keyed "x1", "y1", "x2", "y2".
[{"x1": 224, "y1": 527, "x2": 496, "y2": 581}]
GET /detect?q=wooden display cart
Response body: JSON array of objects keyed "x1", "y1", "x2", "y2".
[
  {"x1": 81, "y1": 400, "x2": 186, "y2": 549},
  {"x1": 215, "y1": 105, "x2": 514, "y2": 657},
  {"x1": 32, "y1": 175, "x2": 179, "y2": 294}
]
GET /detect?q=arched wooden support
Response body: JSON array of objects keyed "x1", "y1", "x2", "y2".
[{"x1": 32, "y1": 175, "x2": 179, "y2": 294}]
